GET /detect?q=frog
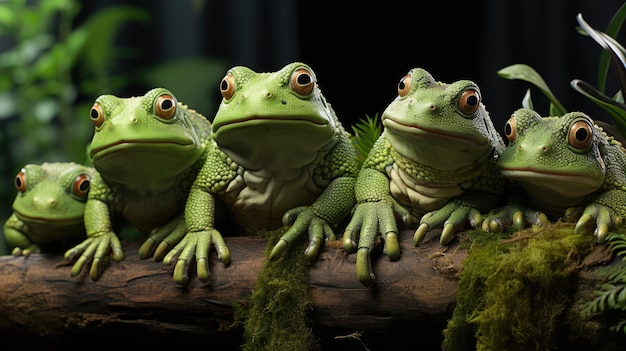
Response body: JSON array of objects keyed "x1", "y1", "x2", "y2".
[
  {"x1": 343, "y1": 67, "x2": 506, "y2": 287},
  {"x1": 63, "y1": 87, "x2": 230, "y2": 281},
  {"x1": 162, "y1": 62, "x2": 360, "y2": 285},
  {"x1": 482, "y1": 107, "x2": 626, "y2": 242},
  {"x1": 3, "y1": 162, "x2": 95, "y2": 256}
]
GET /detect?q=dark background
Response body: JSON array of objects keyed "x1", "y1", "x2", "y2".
[{"x1": 84, "y1": 0, "x2": 626, "y2": 128}]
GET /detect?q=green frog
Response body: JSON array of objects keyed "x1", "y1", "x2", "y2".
[
  {"x1": 163, "y1": 62, "x2": 360, "y2": 285},
  {"x1": 3, "y1": 162, "x2": 95, "y2": 256},
  {"x1": 63, "y1": 87, "x2": 227, "y2": 281},
  {"x1": 482, "y1": 108, "x2": 626, "y2": 242},
  {"x1": 343, "y1": 68, "x2": 506, "y2": 286}
]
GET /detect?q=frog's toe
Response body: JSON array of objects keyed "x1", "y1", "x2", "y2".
[
  {"x1": 173, "y1": 259, "x2": 189, "y2": 286},
  {"x1": 196, "y1": 258, "x2": 210, "y2": 282},
  {"x1": 138, "y1": 237, "x2": 157, "y2": 259},
  {"x1": 89, "y1": 257, "x2": 106, "y2": 281},
  {"x1": 384, "y1": 231, "x2": 400, "y2": 261},
  {"x1": 574, "y1": 213, "x2": 594, "y2": 234},
  {"x1": 269, "y1": 239, "x2": 289, "y2": 261},
  {"x1": 413, "y1": 223, "x2": 430, "y2": 246},
  {"x1": 356, "y1": 247, "x2": 375, "y2": 287}
]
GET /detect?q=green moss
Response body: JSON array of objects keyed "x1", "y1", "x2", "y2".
[
  {"x1": 235, "y1": 227, "x2": 319, "y2": 351},
  {"x1": 443, "y1": 223, "x2": 596, "y2": 351}
]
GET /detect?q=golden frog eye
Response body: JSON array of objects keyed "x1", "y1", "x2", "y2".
[
  {"x1": 290, "y1": 68, "x2": 315, "y2": 96},
  {"x1": 397, "y1": 74, "x2": 411, "y2": 97},
  {"x1": 14, "y1": 170, "x2": 26, "y2": 193},
  {"x1": 504, "y1": 114, "x2": 517, "y2": 143},
  {"x1": 72, "y1": 174, "x2": 91, "y2": 198},
  {"x1": 89, "y1": 102, "x2": 105, "y2": 127},
  {"x1": 155, "y1": 94, "x2": 177, "y2": 119},
  {"x1": 457, "y1": 89, "x2": 481, "y2": 116},
  {"x1": 220, "y1": 72, "x2": 236, "y2": 100},
  {"x1": 568, "y1": 120, "x2": 593, "y2": 150}
]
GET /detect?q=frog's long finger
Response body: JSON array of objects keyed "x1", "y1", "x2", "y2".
[
  {"x1": 593, "y1": 206, "x2": 612, "y2": 243},
  {"x1": 574, "y1": 213, "x2": 594, "y2": 235},
  {"x1": 512, "y1": 211, "x2": 525, "y2": 230},
  {"x1": 413, "y1": 223, "x2": 430, "y2": 246},
  {"x1": 64, "y1": 238, "x2": 92, "y2": 261},
  {"x1": 110, "y1": 234, "x2": 124, "y2": 261},
  {"x1": 195, "y1": 234, "x2": 212, "y2": 282},
  {"x1": 440, "y1": 223, "x2": 457, "y2": 246},
  {"x1": 70, "y1": 241, "x2": 99, "y2": 276},
  {"x1": 212, "y1": 230, "x2": 231, "y2": 266},
  {"x1": 173, "y1": 259, "x2": 188, "y2": 286},
  {"x1": 356, "y1": 247, "x2": 375, "y2": 287},
  {"x1": 163, "y1": 243, "x2": 182, "y2": 265},
  {"x1": 304, "y1": 223, "x2": 324, "y2": 261},
  {"x1": 270, "y1": 239, "x2": 289, "y2": 261},
  {"x1": 383, "y1": 231, "x2": 400, "y2": 261},
  {"x1": 138, "y1": 237, "x2": 158, "y2": 259},
  {"x1": 392, "y1": 200, "x2": 411, "y2": 227}
]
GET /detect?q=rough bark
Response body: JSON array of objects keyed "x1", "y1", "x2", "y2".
[{"x1": 0, "y1": 229, "x2": 463, "y2": 348}]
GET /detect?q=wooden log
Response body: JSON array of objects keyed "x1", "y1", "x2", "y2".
[{"x1": 0, "y1": 229, "x2": 465, "y2": 348}]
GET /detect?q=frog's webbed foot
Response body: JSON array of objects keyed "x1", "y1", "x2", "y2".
[
  {"x1": 269, "y1": 206, "x2": 335, "y2": 262},
  {"x1": 163, "y1": 229, "x2": 231, "y2": 286},
  {"x1": 572, "y1": 203, "x2": 623, "y2": 244},
  {"x1": 138, "y1": 214, "x2": 187, "y2": 261},
  {"x1": 481, "y1": 205, "x2": 549, "y2": 233},
  {"x1": 342, "y1": 199, "x2": 410, "y2": 287},
  {"x1": 63, "y1": 232, "x2": 124, "y2": 281},
  {"x1": 414, "y1": 202, "x2": 482, "y2": 246}
]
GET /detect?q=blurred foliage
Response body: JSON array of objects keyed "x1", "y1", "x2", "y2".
[
  {"x1": 497, "y1": 4, "x2": 626, "y2": 135},
  {"x1": 0, "y1": 0, "x2": 229, "y2": 254}
]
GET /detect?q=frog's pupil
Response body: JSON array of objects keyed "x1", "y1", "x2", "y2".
[
  {"x1": 297, "y1": 74, "x2": 311, "y2": 85},
  {"x1": 161, "y1": 99, "x2": 173, "y2": 110},
  {"x1": 14, "y1": 177, "x2": 22, "y2": 188},
  {"x1": 576, "y1": 128, "x2": 588, "y2": 141},
  {"x1": 467, "y1": 95, "x2": 478, "y2": 106},
  {"x1": 398, "y1": 81, "x2": 405, "y2": 90},
  {"x1": 504, "y1": 123, "x2": 512, "y2": 136},
  {"x1": 79, "y1": 180, "x2": 90, "y2": 191},
  {"x1": 90, "y1": 108, "x2": 98, "y2": 119},
  {"x1": 221, "y1": 80, "x2": 228, "y2": 91}
]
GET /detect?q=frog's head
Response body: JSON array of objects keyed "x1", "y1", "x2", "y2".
[
  {"x1": 498, "y1": 108, "x2": 605, "y2": 209},
  {"x1": 212, "y1": 62, "x2": 338, "y2": 171},
  {"x1": 11, "y1": 162, "x2": 92, "y2": 242},
  {"x1": 88, "y1": 88, "x2": 206, "y2": 187},
  {"x1": 381, "y1": 68, "x2": 502, "y2": 171}
]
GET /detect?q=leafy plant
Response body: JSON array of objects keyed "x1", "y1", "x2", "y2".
[
  {"x1": 497, "y1": 3, "x2": 626, "y2": 135},
  {"x1": 350, "y1": 113, "x2": 381, "y2": 165}
]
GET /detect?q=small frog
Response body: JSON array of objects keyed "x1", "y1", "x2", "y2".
[
  {"x1": 343, "y1": 68, "x2": 506, "y2": 286},
  {"x1": 164, "y1": 62, "x2": 360, "y2": 285},
  {"x1": 3, "y1": 162, "x2": 95, "y2": 256},
  {"x1": 482, "y1": 108, "x2": 626, "y2": 242},
  {"x1": 63, "y1": 88, "x2": 227, "y2": 281}
]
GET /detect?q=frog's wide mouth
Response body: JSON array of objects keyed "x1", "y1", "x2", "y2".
[
  {"x1": 499, "y1": 167, "x2": 603, "y2": 187},
  {"x1": 212, "y1": 115, "x2": 329, "y2": 133},
  {"x1": 13, "y1": 210, "x2": 84, "y2": 225},
  {"x1": 383, "y1": 117, "x2": 489, "y2": 146},
  {"x1": 90, "y1": 139, "x2": 196, "y2": 158}
]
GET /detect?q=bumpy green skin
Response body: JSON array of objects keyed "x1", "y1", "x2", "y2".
[
  {"x1": 482, "y1": 108, "x2": 626, "y2": 243},
  {"x1": 343, "y1": 68, "x2": 506, "y2": 287},
  {"x1": 63, "y1": 88, "x2": 217, "y2": 281},
  {"x1": 164, "y1": 62, "x2": 359, "y2": 285},
  {"x1": 4, "y1": 162, "x2": 95, "y2": 256}
]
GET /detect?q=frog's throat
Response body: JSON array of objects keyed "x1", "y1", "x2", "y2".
[
  {"x1": 383, "y1": 120, "x2": 493, "y2": 171},
  {"x1": 500, "y1": 168, "x2": 603, "y2": 204}
]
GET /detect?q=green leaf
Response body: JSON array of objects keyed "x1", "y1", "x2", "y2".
[
  {"x1": 497, "y1": 64, "x2": 568, "y2": 115},
  {"x1": 521, "y1": 89, "x2": 533, "y2": 110},
  {"x1": 350, "y1": 113, "x2": 381, "y2": 163},
  {"x1": 571, "y1": 79, "x2": 626, "y2": 135}
]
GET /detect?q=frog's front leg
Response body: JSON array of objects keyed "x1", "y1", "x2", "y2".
[
  {"x1": 3, "y1": 214, "x2": 40, "y2": 256},
  {"x1": 270, "y1": 176, "x2": 357, "y2": 262},
  {"x1": 163, "y1": 186, "x2": 230, "y2": 286},
  {"x1": 63, "y1": 199, "x2": 123, "y2": 280},
  {"x1": 571, "y1": 190, "x2": 626, "y2": 243},
  {"x1": 138, "y1": 213, "x2": 187, "y2": 261}
]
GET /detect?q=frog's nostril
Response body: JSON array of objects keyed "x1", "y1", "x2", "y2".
[{"x1": 542, "y1": 146, "x2": 548, "y2": 152}]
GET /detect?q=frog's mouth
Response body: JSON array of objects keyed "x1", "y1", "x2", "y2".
[
  {"x1": 383, "y1": 118, "x2": 489, "y2": 146},
  {"x1": 212, "y1": 115, "x2": 329, "y2": 134},
  {"x1": 90, "y1": 139, "x2": 196, "y2": 157},
  {"x1": 499, "y1": 167, "x2": 603, "y2": 198},
  {"x1": 13, "y1": 210, "x2": 84, "y2": 226}
]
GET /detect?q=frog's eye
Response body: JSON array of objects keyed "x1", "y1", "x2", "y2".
[
  {"x1": 290, "y1": 68, "x2": 315, "y2": 96},
  {"x1": 14, "y1": 170, "x2": 26, "y2": 193},
  {"x1": 397, "y1": 74, "x2": 411, "y2": 97},
  {"x1": 568, "y1": 120, "x2": 594, "y2": 151},
  {"x1": 457, "y1": 89, "x2": 481, "y2": 116},
  {"x1": 220, "y1": 72, "x2": 236, "y2": 100},
  {"x1": 72, "y1": 174, "x2": 90, "y2": 198},
  {"x1": 504, "y1": 114, "x2": 517, "y2": 143},
  {"x1": 155, "y1": 94, "x2": 177, "y2": 120},
  {"x1": 90, "y1": 102, "x2": 105, "y2": 127}
]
